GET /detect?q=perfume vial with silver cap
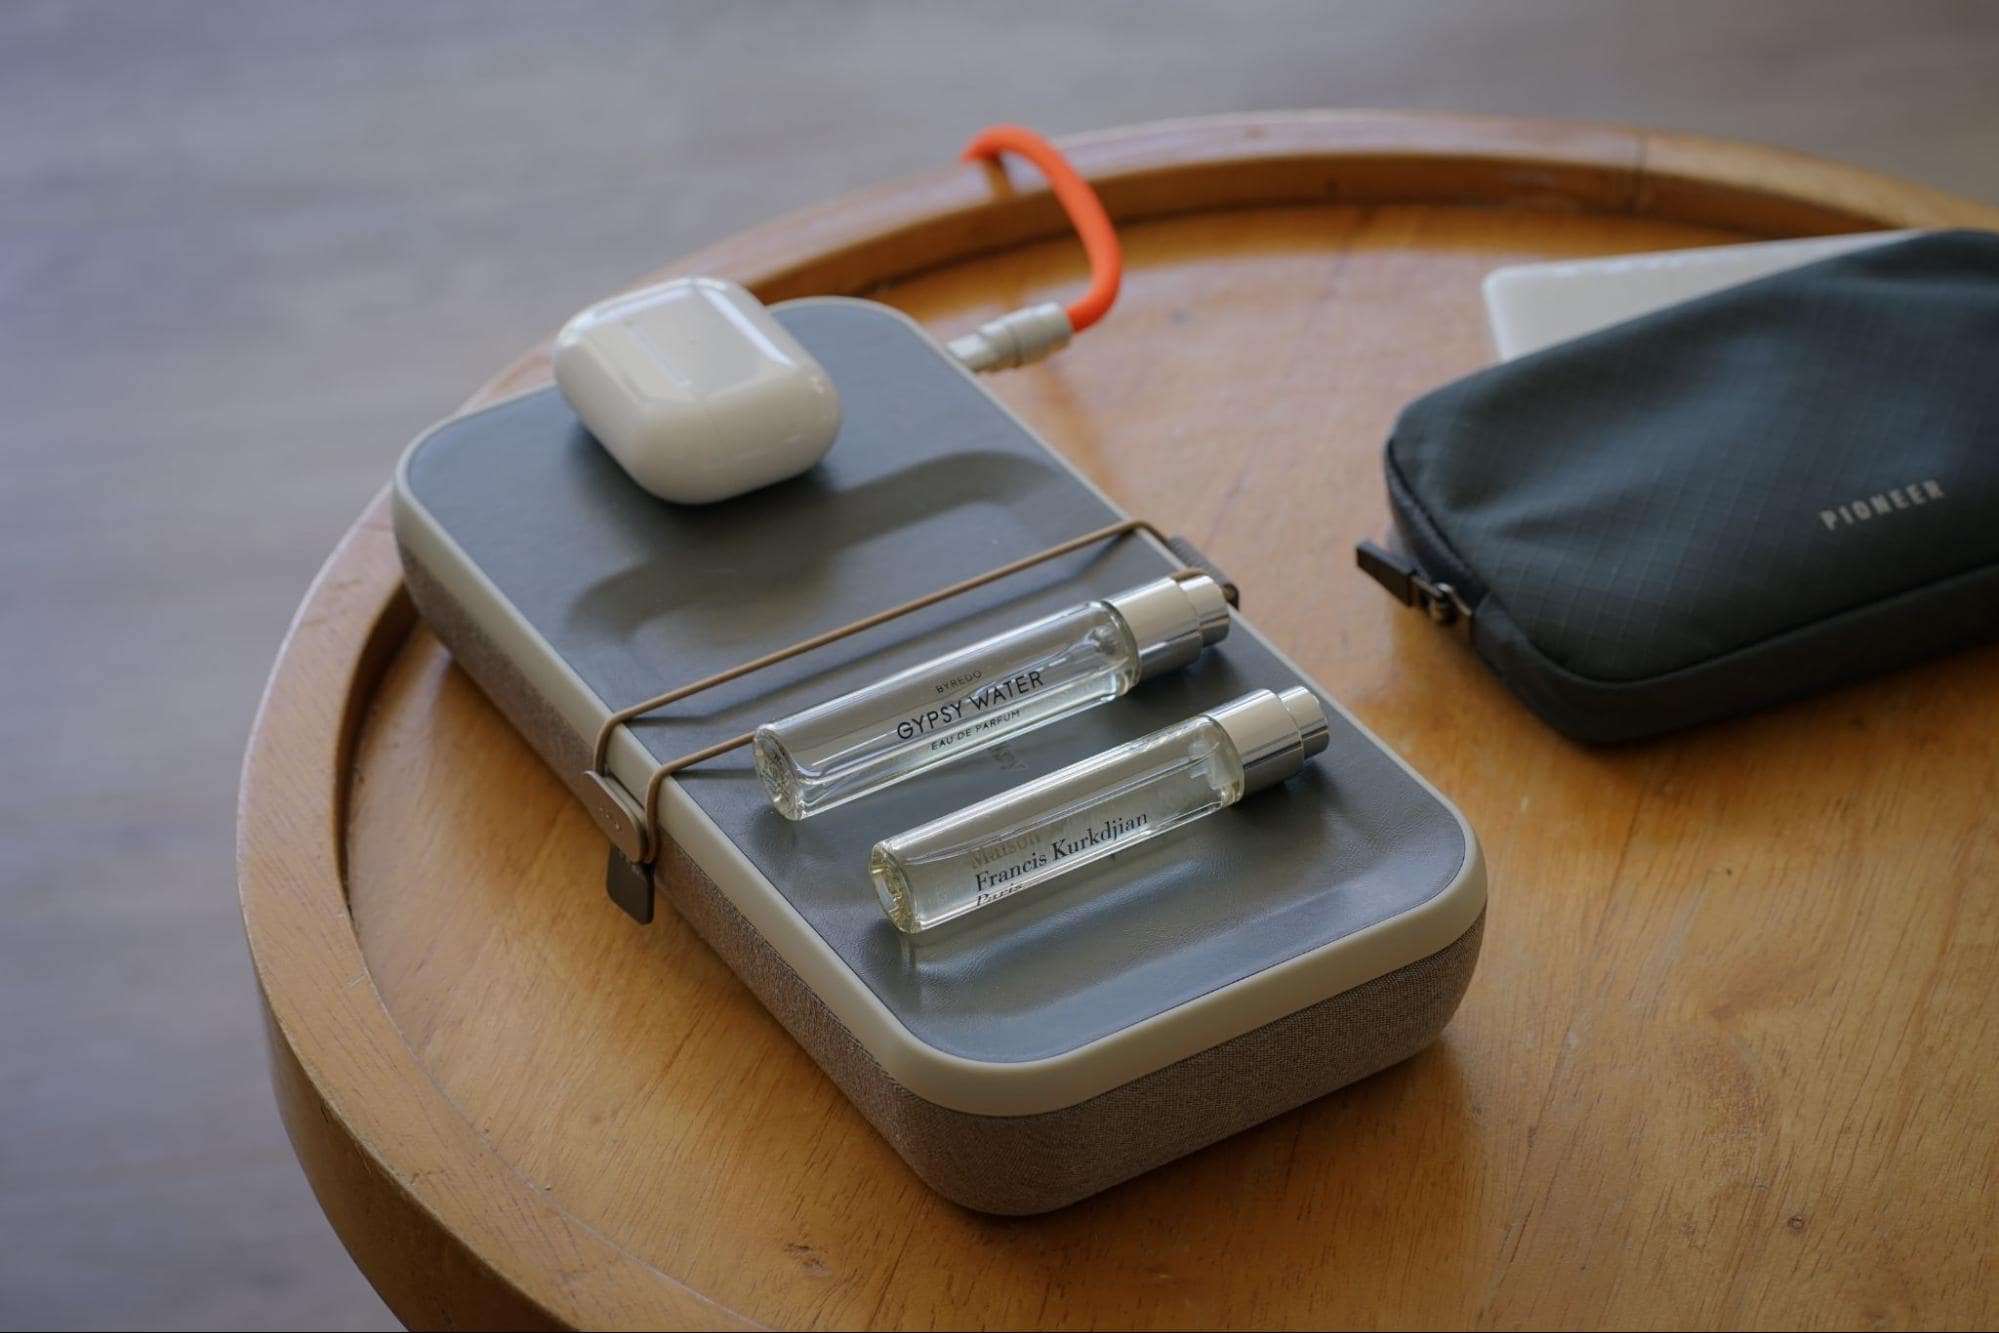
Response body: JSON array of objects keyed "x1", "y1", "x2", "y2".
[
  {"x1": 868, "y1": 686, "x2": 1330, "y2": 933},
  {"x1": 753, "y1": 572, "x2": 1231, "y2": 820}
]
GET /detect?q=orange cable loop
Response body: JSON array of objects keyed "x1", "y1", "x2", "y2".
[{"x1": 960, "y1": 124, "x2": 1122, "y2": 333}]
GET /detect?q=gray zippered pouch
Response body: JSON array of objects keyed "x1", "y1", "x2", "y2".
[{"x1": 1358, "y1": 229, "x2": 1999, "y2": 743}]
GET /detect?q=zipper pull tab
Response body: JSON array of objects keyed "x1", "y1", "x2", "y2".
[{"x1": 1355, "y1": 540, "x2": 1471, "y2": 628}]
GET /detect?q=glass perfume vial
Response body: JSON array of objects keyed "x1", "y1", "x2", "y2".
[
  {"x1": 868, "y1": 686, "x2": 1329, "y2": 934},
  {"x1": 754, "y1": 572, "x2": 1231, "y2": 820}
]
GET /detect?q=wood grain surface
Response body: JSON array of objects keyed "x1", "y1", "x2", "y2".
[{"x1": 238, "y1": 113, "x2": 1999, "y2": 1329}]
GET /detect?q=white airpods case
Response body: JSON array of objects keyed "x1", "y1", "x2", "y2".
[{"x1": 553, "y1": 277, "x2": 841, "y2": 504}]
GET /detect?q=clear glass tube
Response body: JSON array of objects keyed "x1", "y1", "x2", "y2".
[
  {"x1": 868, "y1": 686, "x2": 1329, "y2": 934},
  {"x1": 869, "y1": 715, "x2": 1247, "y2": 933},
  {"x1": 753, "y1": 574, "x2": 1228, "y2": 820}
]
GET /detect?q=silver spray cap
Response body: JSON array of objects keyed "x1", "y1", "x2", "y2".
[
  {"x1": 1205, "y1": 687, "x2": 1330, "y2": 795},
  {"x1": 1102, "y1": 573, "x2": 1232, "y2": 681}
]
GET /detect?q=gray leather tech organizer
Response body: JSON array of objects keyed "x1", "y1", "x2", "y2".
[
  {"x1": 1369, "y1": 229, "x2": 1999, "y2": 742},
  {"x1": 393, "y1": 297, "x2": 1486, "y2": 1213}
]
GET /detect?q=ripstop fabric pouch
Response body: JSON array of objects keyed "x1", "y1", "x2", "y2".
[{"x1": 1358, "y1": 229, "x2": 1999, "y2": 743}]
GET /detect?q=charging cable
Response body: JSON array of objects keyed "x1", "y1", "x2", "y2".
[{"x1": 949, "y1": 125, "x2": 1124, "y2": 372}]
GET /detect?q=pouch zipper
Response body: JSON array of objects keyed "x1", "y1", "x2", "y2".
[
  {"x1": 1356, "y1": 460, "x2": 1483, "y2": 631},
  {"x1": 1356, "y1": 539, "x2": 1474, "y2": 628}
]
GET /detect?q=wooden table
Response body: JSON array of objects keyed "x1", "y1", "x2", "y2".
[{"x1": 238, "y1": 113, "x2": 1999, "y2": 1330}]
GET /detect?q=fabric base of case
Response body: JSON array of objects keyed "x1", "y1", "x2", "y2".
[{"x1": 401, "y1": 539, "x2": 1484, "y2": 1214}]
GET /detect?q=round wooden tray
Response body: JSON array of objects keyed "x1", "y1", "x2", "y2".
[{"x1": 239, "y1": 113, "x2": 1999, "y2": 1330}]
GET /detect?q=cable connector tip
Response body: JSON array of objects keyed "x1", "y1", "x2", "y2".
[{"x1": 948, "y1": 302, "x2": 1073, "y2": 373}]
